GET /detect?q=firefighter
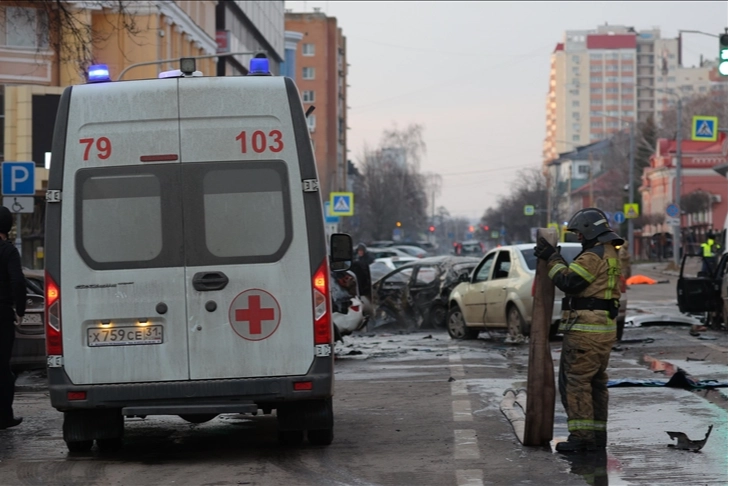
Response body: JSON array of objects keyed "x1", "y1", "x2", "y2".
[{"x1": 534, "y1": 208, "x2": 623, "y2": 453}]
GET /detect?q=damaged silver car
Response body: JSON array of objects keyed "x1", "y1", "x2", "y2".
[{"x1": 370, "y1": 256, "x2": 480, "y2": 330}]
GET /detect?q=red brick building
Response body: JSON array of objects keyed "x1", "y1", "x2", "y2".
[{"x1": 639, "y1": 132, "x2": 727, "y2": 239}]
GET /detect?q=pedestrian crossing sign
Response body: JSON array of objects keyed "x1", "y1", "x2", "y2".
[
  {"x1": 623, "y1": 203, "x2": 639, "y2": 219},
  {"x1": 330, "y1": 192, "x2": 354, "y2": 216},
  {"x1": 691, "y1": 116, "x2": 718, "y2": 142}
]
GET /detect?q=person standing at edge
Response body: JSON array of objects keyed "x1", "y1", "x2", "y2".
[
  {"x1": 534, "y1": 208, "x2": 623, "y2": 453},
  {"x1": 0, "y1": 206, "x2": 26, "y2": 430}
]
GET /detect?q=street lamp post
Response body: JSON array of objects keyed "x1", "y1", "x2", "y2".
[
  {"x1": 673, "y1": 98, "x2": 683, "y2": 267},
  {"x1": 628, "y1": 122, "x2": 635, "y2": 256}
]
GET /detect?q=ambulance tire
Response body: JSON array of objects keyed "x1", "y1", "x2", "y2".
[
  {"x1": 308, "y1": 428, "x2": 334, "y2": 446},
  {"x1": 66, "y1": 440, "x2": 93, "y2": 453},
  {"x1": 179, "y1": 414, "x2": 218, "y2": 424},
  {"x1": 278, "y1": 430, "x2": 304, "y2": 446},
  {"x1": 96, "y1": 437, "x2": 123, "y2": 452}
]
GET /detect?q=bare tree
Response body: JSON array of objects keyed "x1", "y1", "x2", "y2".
[
  {"x1": 658, "y1": 90, "x2": 728, "y2": 140},
  {"x1": 5, "y1": 0, "x2": 142, "y2": 79},
  {"x1": 353, "y1": 124, "x2": 430, "y2": 242}
]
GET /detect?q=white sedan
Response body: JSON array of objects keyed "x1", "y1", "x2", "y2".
[{"x1": 374, "y1": 256, "x2": 419, "y2": 271}]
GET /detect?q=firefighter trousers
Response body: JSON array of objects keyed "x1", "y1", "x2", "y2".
[{"x1": 558, "y1": 330, "x2": 615, "y2": 441}]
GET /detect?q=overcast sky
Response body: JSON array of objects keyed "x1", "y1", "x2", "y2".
[{"x1": 284, "y1": 1, "x2": 728, "y2": 220}]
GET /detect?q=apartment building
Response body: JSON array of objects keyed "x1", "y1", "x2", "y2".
[
  {"x1": 0, "y1": 0, "x2": 282, "y2": 267},
  {"x1": 543, "y1": 24, "x2": 726, "y2": 165},
  {"x1": 285, "y1": 9, "x2": 348, "y2": 203}
]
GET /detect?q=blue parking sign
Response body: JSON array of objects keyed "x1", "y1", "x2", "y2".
[{"x1": 2, "y1": 162, "x2": 35, "y2": 196}]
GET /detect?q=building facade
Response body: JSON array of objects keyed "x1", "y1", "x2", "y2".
[
  {"x1": 1, "y1": 0, "x2": 282, "y2": 267},
  {"x1": 285, "y1": 9, "x2": 348, "y2": 203},
  {"x1": 543, "y1": 24, "x2": 726, "y2": 165},
  {"x1": 639, "y1": 133, "x2": 727, "y2": 237}
]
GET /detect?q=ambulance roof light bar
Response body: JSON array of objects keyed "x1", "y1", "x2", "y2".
[
  {"x1": 158, "y1": 58, "x2": 203, "y2": 79},
  {"x1": 87, "y1": 64, "x2": 111, "y2": 83},
  {"x1": 248, "y1": 53, "x2": 272, "y2": 76}
]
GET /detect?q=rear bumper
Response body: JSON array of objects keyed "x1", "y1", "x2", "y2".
[{"x1": 48, "y1": 357, "x2": 334, "y2": 413}]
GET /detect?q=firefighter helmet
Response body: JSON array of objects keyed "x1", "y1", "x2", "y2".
[{"x1": 567, "y1": 208, "x2": 624, "y2": 244}]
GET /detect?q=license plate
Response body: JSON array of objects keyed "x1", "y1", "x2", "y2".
[
  {"x1": 23, "y1": 313, "x2": 42, "y2": 324},
  {"x1": 87, "y1": 325, "x2": 163, "y2": 347}
]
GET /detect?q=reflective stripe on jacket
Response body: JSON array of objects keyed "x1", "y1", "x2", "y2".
[{"x1": 546, "y1": 242, "x2": 621, "y2": 333}]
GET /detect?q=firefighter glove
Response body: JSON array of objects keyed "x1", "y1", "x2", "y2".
[{"x1": 534, "y1": 237, "x2": 558, "y2": 261}]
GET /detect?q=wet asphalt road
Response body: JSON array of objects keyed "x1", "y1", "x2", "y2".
[{"x1": 0, "y1": 263, "x2": 726, "y2": 486}]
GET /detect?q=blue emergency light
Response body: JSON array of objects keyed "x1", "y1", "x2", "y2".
[
  {"x1": 87, "y1": 64, "x2": 111, "y2": 83},
  {"x1": 248, "y1": 55, "x2": 272, "y2": 76}
]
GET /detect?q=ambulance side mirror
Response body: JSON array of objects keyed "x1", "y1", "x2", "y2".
[{"x1": 330, "y1": 233, "x2": 353, "y2": 271}]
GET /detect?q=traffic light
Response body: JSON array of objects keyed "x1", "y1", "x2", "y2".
[
  {"x1": 482, "y1": 225, "x2": 489, "y2": 231},
  {"x1": 429, "y1": 225, "x2": 435, "y2": 233},
  {"x1": 396, "y1": 221, "x2": 402, "y2": 227},
  {"x1": 720, "y1": 32, "x2": 728, "y2": 76},
  {"x1": 468, "y1": 225, "x2": 474, "y2": 232}
]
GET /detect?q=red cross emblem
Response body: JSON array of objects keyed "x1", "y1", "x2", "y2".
[{"x1": 228, "y1": 289, "x2": 281, "y2": 341}]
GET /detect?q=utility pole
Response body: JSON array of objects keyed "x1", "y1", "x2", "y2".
[
  {"x1": 588, "y1": 152, "x2": 594, "y2": 207},
  {"x1": 628, "y1": 122, "x2": 635, "y2": 257},
  {"x1": 673, "y1": 98, "x2": 683, "y2": 267}
]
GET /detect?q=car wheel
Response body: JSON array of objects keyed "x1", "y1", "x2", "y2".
[
  {"x1": 506, "y1": 305, "x2": 528, "y2": 340},
  {"x1": 447, "y1": 307, "x2": 479, "y2": 340},
  {"x1": 616, "y1": 317, "x2": 625, "y2": 342},
  {"x1": 428, "y1": 304, "x2": 447, "y2": 329},
  {"x1": 66, "y1": 440, "x2": 93, "y2": 453}
]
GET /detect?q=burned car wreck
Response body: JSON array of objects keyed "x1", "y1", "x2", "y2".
[{"x1": 370, "y1": 256, "x2": 480, "y2": 330}]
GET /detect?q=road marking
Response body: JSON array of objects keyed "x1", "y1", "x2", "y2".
[
  {"x1": 451, "y1": 380, "x2": 468, "y2": 396},
  {"x1": 454, "y1": 429, "x2": 480, "y2": 460},
  {"x1": 456, "y1": 469, "x2": 484, "y2": 486},
  {"x1": 664, "y1": 329, "x2": 726, "y2": 352},
  {"x1": 453, "y1": 400, "x2": 473, "y2": 421},
  {"x1": 449, "y1": 345, "x2": 462, "y2": 362},
  {"x1": 450, "y1": 364, "x2": 465, "y2": 377}
]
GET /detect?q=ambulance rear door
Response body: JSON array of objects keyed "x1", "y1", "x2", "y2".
[
  {"x1": 178, "y1": 76, "x2": 316, "y2": 380},
  {"x1": 59, "y1": 79, "x2": 189, "y2": 385}
]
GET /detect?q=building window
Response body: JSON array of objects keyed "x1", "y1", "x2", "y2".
[
  {"x1": 608, "y1": 52, "x2": 619, "y2": 60},
  {"x1": 622, "y1": 110, "x2": 634, "y2": 116},
  {"x1": 572, "y1": 123, "x2": 580, "y2": 131},
  {"x1": 591, "y1": 122, "x2": 602, "y2": 128},
  {"x1": 699, "y1": 86, "x2": 707, "y2": 92},
  {"x1": 306, "y1": 114, "x2": 316, "y2": 132},
  {"x1": 302, "y1": 43, "x2": 315, "y2": 56},
  {"x1": 621, "y1": 53, "x2": 634, "y2": 60},
  {"x1": 590, "y1": 65, "x2": 602, "y2": 72},
  {"x1": 569, "y1": 89, "x2": 579, "y2": 95},
  {"x1": 667, "y1": 76, "x2": 676, "y2": 82},
  {"x1": 590, "y1": 77, "x2": 602, "y2": 83},
  {"x1": 572, "y1": 66, "x2": 580, "y2": 74},
  {"x1": 572, "y1": 100, "x2": 579, "y2": 107},
  {"x1": 578, "y1": 165, "x2": 590, "y2": 174},
  {"x1": 605, "y1": 64, "x2": 618, "y2": 72},
  {"x1": 606, "y1": 87, "x2": 619, "y2": 93},
  {"x1": 302, "y1": 67, "x2": 315, "y2": 80},
  {"x1": 572, "y1": 55, "x2": 580, "y2": 63},
  {"x1": 5, "y1": 7, "x2": 49, "y2": 48},
  {"x1": 302, "y1": 90, "x2": 315, "y2": 103},
  {"x1": 590, "y1": 98, "x2": 602, "y2": 105},
  {"x1": 572, "y1": 112, "x2": 580, "y2": 119},
  {"x1": 606, "y1": 76, "x2": 618, "y2": 83},
  {"x1": 590, "y1": 53, "x2": 602, "y2": 60}
]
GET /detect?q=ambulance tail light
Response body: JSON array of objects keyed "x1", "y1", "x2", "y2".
[
  {"x1": 312, "y1": 260, "x2": 331, "y2": 345},
  {"x1": 45, "y1": 272, "x2": 63, "y2": 355}
]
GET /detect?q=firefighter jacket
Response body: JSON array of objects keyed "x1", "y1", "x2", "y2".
[{"x1": 546, "y1": 242, "x2": 621, "y2": 333}]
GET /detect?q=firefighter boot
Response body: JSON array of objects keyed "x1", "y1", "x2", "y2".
[
  {"x1": 594, "y1": 431, "x2": 607, "y2": 448},
  {"x1": 556, "y1": 434, "x2": 597, "y2": 453}
]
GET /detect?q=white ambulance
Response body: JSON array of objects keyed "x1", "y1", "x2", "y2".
[{"x1": 45, "y1": 57, "x2": 352, "y2": 452}]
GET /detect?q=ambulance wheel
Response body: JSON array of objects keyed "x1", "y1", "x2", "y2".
[
  {"x1": 278, "y1": 430, "x2": 304, "y2": 446},
  {"x1": 96, "y1": 437, "x2": 123, "y2": 452},
  {"x1": 308, "y1": 428, "x2": 334, "y2": 446},
  {"x1": 179, "y1": 414, "x2": 217, "y2": 424},
  {"x1": 66, "y1": 440, "x2": 93, "y2": 453},
  {"x1": 447, "y1": 307, "x2": 479, "y2": 340}
]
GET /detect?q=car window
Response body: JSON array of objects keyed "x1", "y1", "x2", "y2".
[
  {"x1": 413, "y1": 266, "x2": 437, "y2": 285},
  {"x1": 492, "y1": 251, "x2": 511, "y2": 280},
  {"x1": 520, "y1": 245, "x2": 583, "y2": 271},
  {"x1": 383, "y1": 267, "x2": 414, "y2": 285},
  {"x1": 473, "y1": 253, "x2": 496, "y2": 283}
]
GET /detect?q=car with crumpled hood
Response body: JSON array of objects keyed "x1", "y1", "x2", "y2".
[{"x1": 371, "y1": 256, "x2": 480, "y2": 330}]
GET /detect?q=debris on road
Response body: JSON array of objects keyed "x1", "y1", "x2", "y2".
[
  {"x1": 500, "y1": 388, "x2": 527, "y2": 444},
  {"x1": 607, "y1": 369, "x2": 728, "y2": 390},
  {"x1": 666, "y1": 425, "x2": 713, "y2": 452}
]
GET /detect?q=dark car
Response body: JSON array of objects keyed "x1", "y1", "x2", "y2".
[
  {"x1": 452, "y1": 240, "x2": 485, "y2": 256},
  {"x1": 10, "y1": 270, "x2": 46, "y2": 371},
  {"x1": 677, "y1": 251, "x2": 727, "y2": 329},
  {"x1": 371, "y1": 256, "x2": 480, "y2": 330}
]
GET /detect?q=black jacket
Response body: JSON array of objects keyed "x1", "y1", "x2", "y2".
[{"x1": 0, "y1": 240, "x2": 26, "y2": 317}]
